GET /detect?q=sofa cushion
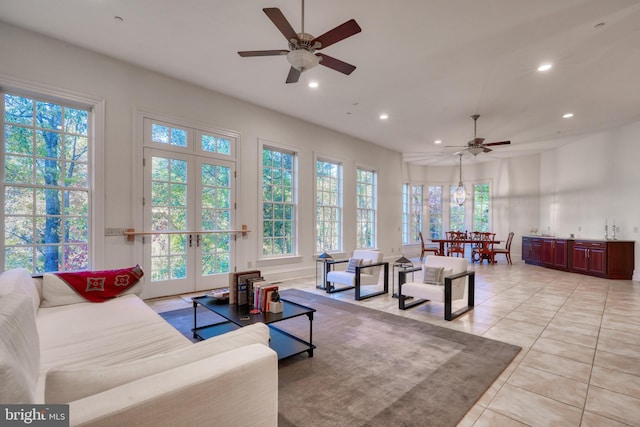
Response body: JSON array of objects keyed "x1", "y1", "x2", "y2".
[
  {"x1": 36, "y1": 294, "x2": 189, "y2": 402},
  {"x1": 45, "y1": 322, "x2": 270, "y2": 403},
  {"x1": 41, "y1": 266, "x2": 144, "y2": 307},
  {"x1": 0, "y1": 293, "x2": 40, "y2": 403},
  {"x1": 0, "y1": 268, "x2": 40, "y2": 313}
]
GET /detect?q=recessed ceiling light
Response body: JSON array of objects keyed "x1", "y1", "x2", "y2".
[
  {"x1": 379, "y1": 114, "x2": 389, "y2": 120},
  {"x1": 537, "y1": 63, "x2": 552, "y2": 72},
  {"x1": 563, "y1": 113, "x2": 574, "y2": 119},
  {"x1": 114, "y1": 16, "x2": 124, "y2": 22},
  {"x1": 308, "y1": 81, "x2": 319, "y2": 89},
  {"x1": 595, "y1": 22, "x2": 605, "y2": 29},
  {"x1": 434, "y1": 140, "x2": 442, "y2": 144}
]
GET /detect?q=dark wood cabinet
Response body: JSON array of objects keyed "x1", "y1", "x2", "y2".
[
  {"x1": 522, "y1": 237, "x2": 543, "y2": 265},
  {"x1": 524, "y1": 237, "x2": 634, "y2": 280},
  {"x1": 542, "y1": 238, "x2": 568, "y2": 269}
]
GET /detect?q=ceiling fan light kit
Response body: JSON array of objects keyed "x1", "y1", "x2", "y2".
[{"x1": 287, "y1": 49, "x2": 320, "y2": 71}]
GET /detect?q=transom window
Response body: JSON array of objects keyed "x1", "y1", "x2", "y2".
[
  {"x1": 261, "y1": 145, "x2": 296, "y2": 257},
  {"x1": 356, "y1": 168, "x2": 376, "y2": 248},
  {"x1": 2, "y1": 92, "x2": 90, "y2": 273},
  {"x1": 316, "y1": 159, "x2": 342, "y2": 252}
]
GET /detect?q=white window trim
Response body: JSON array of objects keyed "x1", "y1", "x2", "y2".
[
  {"x1": 0, "y1": 74, "x2": 106, "y2": 269},
  {"x1": 313, "y1": 152, "x2": 343, "y2": 254},
  {"x1": 258, "y1": 138, "x2": 299, "y2": 261},
  {"x1": 355, "y1": 165, "x2": 377, "y2": 249}
]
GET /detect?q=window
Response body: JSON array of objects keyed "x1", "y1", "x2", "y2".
[
  {"x1": 473, "y1": 183, "x2": 490, "y2": 232},
  {"x1": 449, "y1": 185, "x2": 465, "y2": 232},
  {"x1": 316, "y1": 159, "x2": 341, "y2": 252},
  {"x1": 261, "y1": 145, "x2": 296, "y2": 257},
  {"x1": 428, "y1": 185, "x2": 443, "y2": 239},
  {"x1": 356, "y1": 168, "x2": 376, "y2": 248},
  {"x1": 402, "y1": 183, "x2": 422, "y2": 244},
  {"x1": 2, "y1": 92, "x2": 90, "y2": 273}
]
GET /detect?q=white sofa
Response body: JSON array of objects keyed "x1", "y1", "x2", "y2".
[
  {"x1": 398, "y1": 255, "x2": 475, "y2": 321},
  {"x1": 325, "y1": 249, "x2": 389, "y2": 300},
  {"x1": 0, "y1": 268, "x2": 278, "y2": 426}
]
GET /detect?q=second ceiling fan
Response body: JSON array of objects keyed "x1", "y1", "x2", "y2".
[
  {"x1": 237, "y1": 0, "x2": 361, "y2": 83},
  {"x1": 449, "y1": 115, "x2": 511, "y2": 156}
]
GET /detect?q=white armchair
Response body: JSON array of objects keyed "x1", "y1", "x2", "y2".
[
  {"x1": 325, "y1": 249, "x2": 389, "y2": 300},
  {"x1": 398, "y1": 255, "x2": 475, "y2": 320}
]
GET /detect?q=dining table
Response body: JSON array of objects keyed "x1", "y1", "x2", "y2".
[{"x1": 430, "y1": 237, "x2": 502, "y2": 263}]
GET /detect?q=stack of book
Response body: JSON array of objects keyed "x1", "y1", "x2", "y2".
[{"x1": 248, "y1": 279, "x2": 279, "y2": 313}]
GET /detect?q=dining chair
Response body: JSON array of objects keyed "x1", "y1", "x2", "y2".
[
  {"x1": 473, "y1": 232, "x2": 496, "y2": 264},
  {"x1": 419, "y1": 232, "x2": 439, "y2": 260},
  {"x1": 492, "y1": 231, "x2": 515, "y2": 264},
  {"x1": 446, "y1": 231, "x2": 465, "y2": 258}
]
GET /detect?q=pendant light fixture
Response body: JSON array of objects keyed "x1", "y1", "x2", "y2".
[{"x1": 452, "y1": 154, "x2": 467, "y2": 205}]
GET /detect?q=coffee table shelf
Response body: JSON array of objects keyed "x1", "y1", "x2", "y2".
[{"x1": 192, "y1": 296, "x2": 316, "y2": 360}]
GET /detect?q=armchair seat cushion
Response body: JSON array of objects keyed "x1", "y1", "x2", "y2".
[{"x1": 326, "y1": 271, "x2": 377, "y2": 286}]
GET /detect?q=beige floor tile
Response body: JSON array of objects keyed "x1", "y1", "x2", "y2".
[
  {"x1": 596, "y1": 335, "x2": 640, "y2": 359},
  {"x1": 472, "y1": 409, "x2": 529, "y2": 426},
  {"x1": 585, "y1": 386, "x2": 640, "y2": 426},
  {"x1": 540, "y1": 323, "x2": 598, "y2": 349},
  {"x1": 520, "y1": 349, "x2": 591, "y2": 383},
  {"x1": 531, "y1": 337, "x2": 595, "y2": 364},
  {"x1": 598, "y1": 327, "x2": 640, "y2": 346},
  {"x1": 594, "y1": 350, "x2": 640, "y2": 377},
  {"x1": 590, "y1": 366, "x2": 640, "y2": 399},
  {"x1": 580, "y1": 411, "x2": 632, "y2": 427},
  {"x1": 488, "y1": 383, "x2": 583, "y2": 425},
  {"x1": 505, "y1": 310, "x2": 552, "y2": 327},
  {"x1": 506, "y1": 364, "x2": 588, "y2": 408},
  {"x1": 493, "y1": 318, "x2": 547, "y2": 336}
]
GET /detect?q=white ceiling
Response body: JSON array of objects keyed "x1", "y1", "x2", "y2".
[{"x1": 2, "y1": 0, "x2": 640, "y2": 165}]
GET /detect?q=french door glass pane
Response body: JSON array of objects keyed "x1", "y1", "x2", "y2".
[
  {"x1": 150, "y1": 156, "x2": 188, "y2": 281},
  {"x1": 201, "y1": 163, "x2": 231, "y2": 276}
]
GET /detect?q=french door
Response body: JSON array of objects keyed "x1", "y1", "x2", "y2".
[{"x1": 142, "y1": 147, "x2": 236, "y2": 298}]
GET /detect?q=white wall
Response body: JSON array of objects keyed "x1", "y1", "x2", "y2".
[
  {"x1": 539, "y1": 123, "x2": 640, "y2": 280},
  {"x1": 0, "y1": 22, "x2": 403, "y2": 282}
]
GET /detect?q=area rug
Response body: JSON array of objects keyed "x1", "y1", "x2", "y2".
[{"x1": 160, "y1": 288, "x2": 521, "y2": 427}]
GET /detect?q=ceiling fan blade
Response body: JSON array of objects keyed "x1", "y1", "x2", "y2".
[
  {"x1": 316, "y1": 53, "x2": 356, "y2": 75},
  {"x1": 483, "y1": 147, "x2": 493, "y2": 153},
  {"x1": 263, "y1": 8, "x2": 300, "y2": 44},
  {"x1": 286, "y1": 67, "x2": 301, "y2": 84},
  {"x1": 484, "y1": 140, "x2": 511, "y2": 147},
  {"x1": 238, "y1": 50, "x2": 289, "y2": 57},
  {"x1": 468, "y1": 137, "x2": 485, "y2": 146},
  {"x1": 312, "y1": 19, "x2": 361, "y2": 49}
]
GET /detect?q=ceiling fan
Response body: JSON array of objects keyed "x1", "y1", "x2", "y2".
[
  {"x1": 237, "y1": 0, "x2": 361, "y2": 84},
  {"x1": 449, "y1": 115, "x2": 511, "y2": 156}
]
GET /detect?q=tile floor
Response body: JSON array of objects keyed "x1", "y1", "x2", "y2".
[{"x1": 146, "y1": 261, "x2": 640, "y2": 426}]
